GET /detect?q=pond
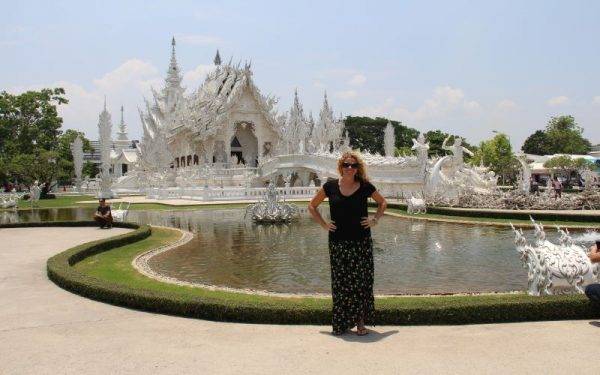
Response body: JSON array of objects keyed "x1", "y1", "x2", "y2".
[{"x1": 3, "y1": 206, "x2": 582, "y2": 294}]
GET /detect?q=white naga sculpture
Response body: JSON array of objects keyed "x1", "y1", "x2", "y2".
[
  {"x1": 70, "y1": 135, "x2": 84, "y2": 193},
  {"x1": 426, "y1": 136, "x2": 497, "y2": 202},
  {"x1": 515, "y1": 153, "x2": 531, "y2": 194},
  {"x1": 0, "y1": 189, "x2": 26, "y2": 209},
  {"x1": 244, "y1": 182, "x2": 299, "y2": 223},
  {"x1": 97, "y1": 100, "x2": 115, "y2": 198},
  {"x1": 510, "y1": 219, "x2": 599, "y2": 295}
]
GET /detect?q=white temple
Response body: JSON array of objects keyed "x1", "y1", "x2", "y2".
[{"x1": 104, "y1": 37, "x2": 498, "y2": 202}]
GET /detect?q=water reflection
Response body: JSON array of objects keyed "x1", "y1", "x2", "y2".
[{"x1": 3, "y1": 207, "x2": 571, "y2": 294}]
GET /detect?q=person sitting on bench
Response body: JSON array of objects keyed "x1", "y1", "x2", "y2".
[{"x1": 93, "y1": 198, "x2": 113, "y2": 229}]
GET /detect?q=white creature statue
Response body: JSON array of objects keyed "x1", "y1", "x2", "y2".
[
  {"x1": 510, "y1": 218, "x2": 599, "y2": 296},
  {"x1": 111, "y1": 202, "x2": 131, "y2": 222},
  {"x1": 0, "y1": 189, "x2": 25, "y2": 209},
  {"x1": 406, "y1": 193, "x2": 426, "y2": 214}
]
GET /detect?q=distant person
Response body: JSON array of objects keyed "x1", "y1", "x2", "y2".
[
  {"x1": 585, "y1": 241, "x2": 600, "y2": 303},
  {"x1": 530, "y1": 177, "x2": 539, "y2": 194},
  {"x1": 308, "y1": 151, "x2": 387, "y2": 336},
  {"x1": 93, "y1": 198, "x2": 113, "y2": 229},
  {"x1": 552, "y1": 177, "x2": 563, "y2": 199}
]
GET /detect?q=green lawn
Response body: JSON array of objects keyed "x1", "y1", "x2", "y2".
[
  {"x1": 384, "y1": 208, "x2": 600, "y2": 229},
  {"x1": 5, "y1": 195, "x2": 251, "y2": 211}
]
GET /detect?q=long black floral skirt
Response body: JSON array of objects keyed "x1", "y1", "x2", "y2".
[{"x1": 328, "y1": 237, "x2": 375, "y2": 334}]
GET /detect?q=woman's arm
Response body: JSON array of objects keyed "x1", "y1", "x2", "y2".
[
  {"x1": 361, "y1": 190, "x2": 387, "y2": 228},
  {"x1": 308, "y1": 188, "x2": 336, "y2": 232}
]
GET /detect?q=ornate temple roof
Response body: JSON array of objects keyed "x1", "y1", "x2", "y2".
[{"x1": 171, "y1": 60, "x2": 281, "y2": 141}]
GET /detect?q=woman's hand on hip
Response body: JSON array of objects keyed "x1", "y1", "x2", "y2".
[
  {"x1": 322, "y1": 221, "x2": 336, "y2": 232},
  {"x1": 361, "y1": 216, "x2": 378, "y2": 228}
]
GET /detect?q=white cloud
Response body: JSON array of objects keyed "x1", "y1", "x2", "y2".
[
  {"x1": 348, "y1": 74, "x2": 367, "y2": 86},
  {"x1": 183, "y1": 64, "x2": 215, "y2": 91},
  {"x1": 496, "y1": 99, "x2": 517, "y2": 110},
  {"x1": 592, "y1": 96, "x2": 600, "y2": 106},
  {"x1": 93, "y1": 59, "x2": 160, "y2": 93},
  {"x1": 313, "y1": 80, "x2": 326, "y2": 89},
  {"x1": 175, "y1": 33, "x2": 222, "y2": 46},
  {"x1": 335, "y1": 90, "x2": 358, "y2": 99},
  {"x1": 0, "y1": 40, "x2": 20, "y2": 47},
  {"x1": 547, "y1": 95, "x2": 569, "y2": 106},
  {"x1": 7, "y1": 58, "x2": 220, "y2": 140},
  {"x1": 354, "y1": 86, "x2": 482, "y2": 123}
]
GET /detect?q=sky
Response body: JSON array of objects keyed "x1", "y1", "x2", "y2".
[{"x1": 2, "y1": 0, "x2": 600, "y2": 149}]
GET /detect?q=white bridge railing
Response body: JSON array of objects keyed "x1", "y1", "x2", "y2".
[{"x1": 146, "y1": 186, "x2": 319, "y2": 201}]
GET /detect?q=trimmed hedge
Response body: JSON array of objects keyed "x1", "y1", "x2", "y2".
[
  {"x1": 0, "y1": 220, "x2": 140, "y2": 229},
  {"x1": 372, "y1": 202, "x2": 600, "y2": 223},
  {"x1": 38, "y1": 222, "x2": 600, "y2": 325}
]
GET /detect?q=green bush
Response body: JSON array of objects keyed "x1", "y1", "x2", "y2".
[{"x1": 38, "y1": 221, "x2": 600, "y2": 325}]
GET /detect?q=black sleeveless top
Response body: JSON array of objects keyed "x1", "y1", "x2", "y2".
[{"x1": 323, "y1": 179, "x2": 376, "y2": 241}]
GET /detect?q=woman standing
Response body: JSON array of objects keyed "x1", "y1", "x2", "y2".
[{"x1": 308, "y1": 151, "x2": 387, "y2": 336}]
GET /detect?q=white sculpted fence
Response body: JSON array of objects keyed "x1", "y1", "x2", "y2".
[{"x1": 145, "y1": 185, "x2": 319, "y2": 201}]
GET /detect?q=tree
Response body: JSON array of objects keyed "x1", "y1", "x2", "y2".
[
  {"x1": 344, "y1": 116, "x2": 418, "y2": 155},
  {"x1": 521, "y1": 116, "x2": 591, "y2": 155},
  {"x1": 471, "y1": 133, "x2": 519, "y2": 184},
  {"x1": 544, "y1": 155, "x2": 596, "y2": 187},
  {"x1": 522, "y1": 130, "x2": 551, "y2": 155},
  {"x1": 0, "y1": 88, "x2": 68, "y2": 195},
  {"x1": 545, "y1": 115, "x2": 591, "y2": 154}
]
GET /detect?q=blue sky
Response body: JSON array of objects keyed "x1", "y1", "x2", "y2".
[{"x1": 2, "y1": 0, "x2": 599, "y2": 148}]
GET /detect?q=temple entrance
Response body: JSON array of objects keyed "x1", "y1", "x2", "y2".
[{"x1": 230, "y1": 122, "x2": 258, "y2": 167}]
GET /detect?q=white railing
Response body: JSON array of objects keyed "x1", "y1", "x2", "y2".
[{"x1": 146, "y1": 186, "x2": 319, "y2": 201}]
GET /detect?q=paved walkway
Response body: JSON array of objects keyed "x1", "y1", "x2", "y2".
[{"x1": 1, "y1": 227, "x2": 600, "y2": 374}]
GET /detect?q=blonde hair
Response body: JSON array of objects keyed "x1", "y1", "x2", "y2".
[{"x1": 337, "y1": 151, "x2": 369, "y2": 182}]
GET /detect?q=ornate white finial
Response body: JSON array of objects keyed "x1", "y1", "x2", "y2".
[
  {"x1": 214, "y1": 49, "x2": 222, "y2": 65},
  {"x1": 116, "y1": 105, "x2": 129, "y2": 141}
]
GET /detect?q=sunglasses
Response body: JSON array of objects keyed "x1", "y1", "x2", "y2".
[{"x1": 342, "y1": 162, "x2": 359, "y2": 169}]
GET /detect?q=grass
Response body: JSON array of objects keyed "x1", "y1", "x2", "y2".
[
  {"x1": 74, "y1": 227, "x2": 330, "y2": 309},
  {"x1": 4, "y1": 195, "x2": 252, "y2": 212}
]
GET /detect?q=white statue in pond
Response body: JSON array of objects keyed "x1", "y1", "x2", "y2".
[
  {"x1": 70, "y1": 135, "x2": 84, "y2": 193},
  {"x1": 442, "y1": 136, "x2": 473, "y2": 173},
  {"x1": 29, "y1": 181, "x2": 41, "y2": 206},
  {"x1": 411, "y1": 133, "x2": 430, "y2": 178},
  {"x1": 515, "y1": 153, "x2": 531, "y2": 194}
]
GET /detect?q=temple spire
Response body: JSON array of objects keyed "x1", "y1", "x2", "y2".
[
  {"x1": 116, "y1": 105, "x2": 129, "y2": 141},
  {"x1": 214, "y1": 49, "x2": 222, "y2": 65},
  {"x1": 166, "y1": 36, "x2": 183, "y2": 89}
]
